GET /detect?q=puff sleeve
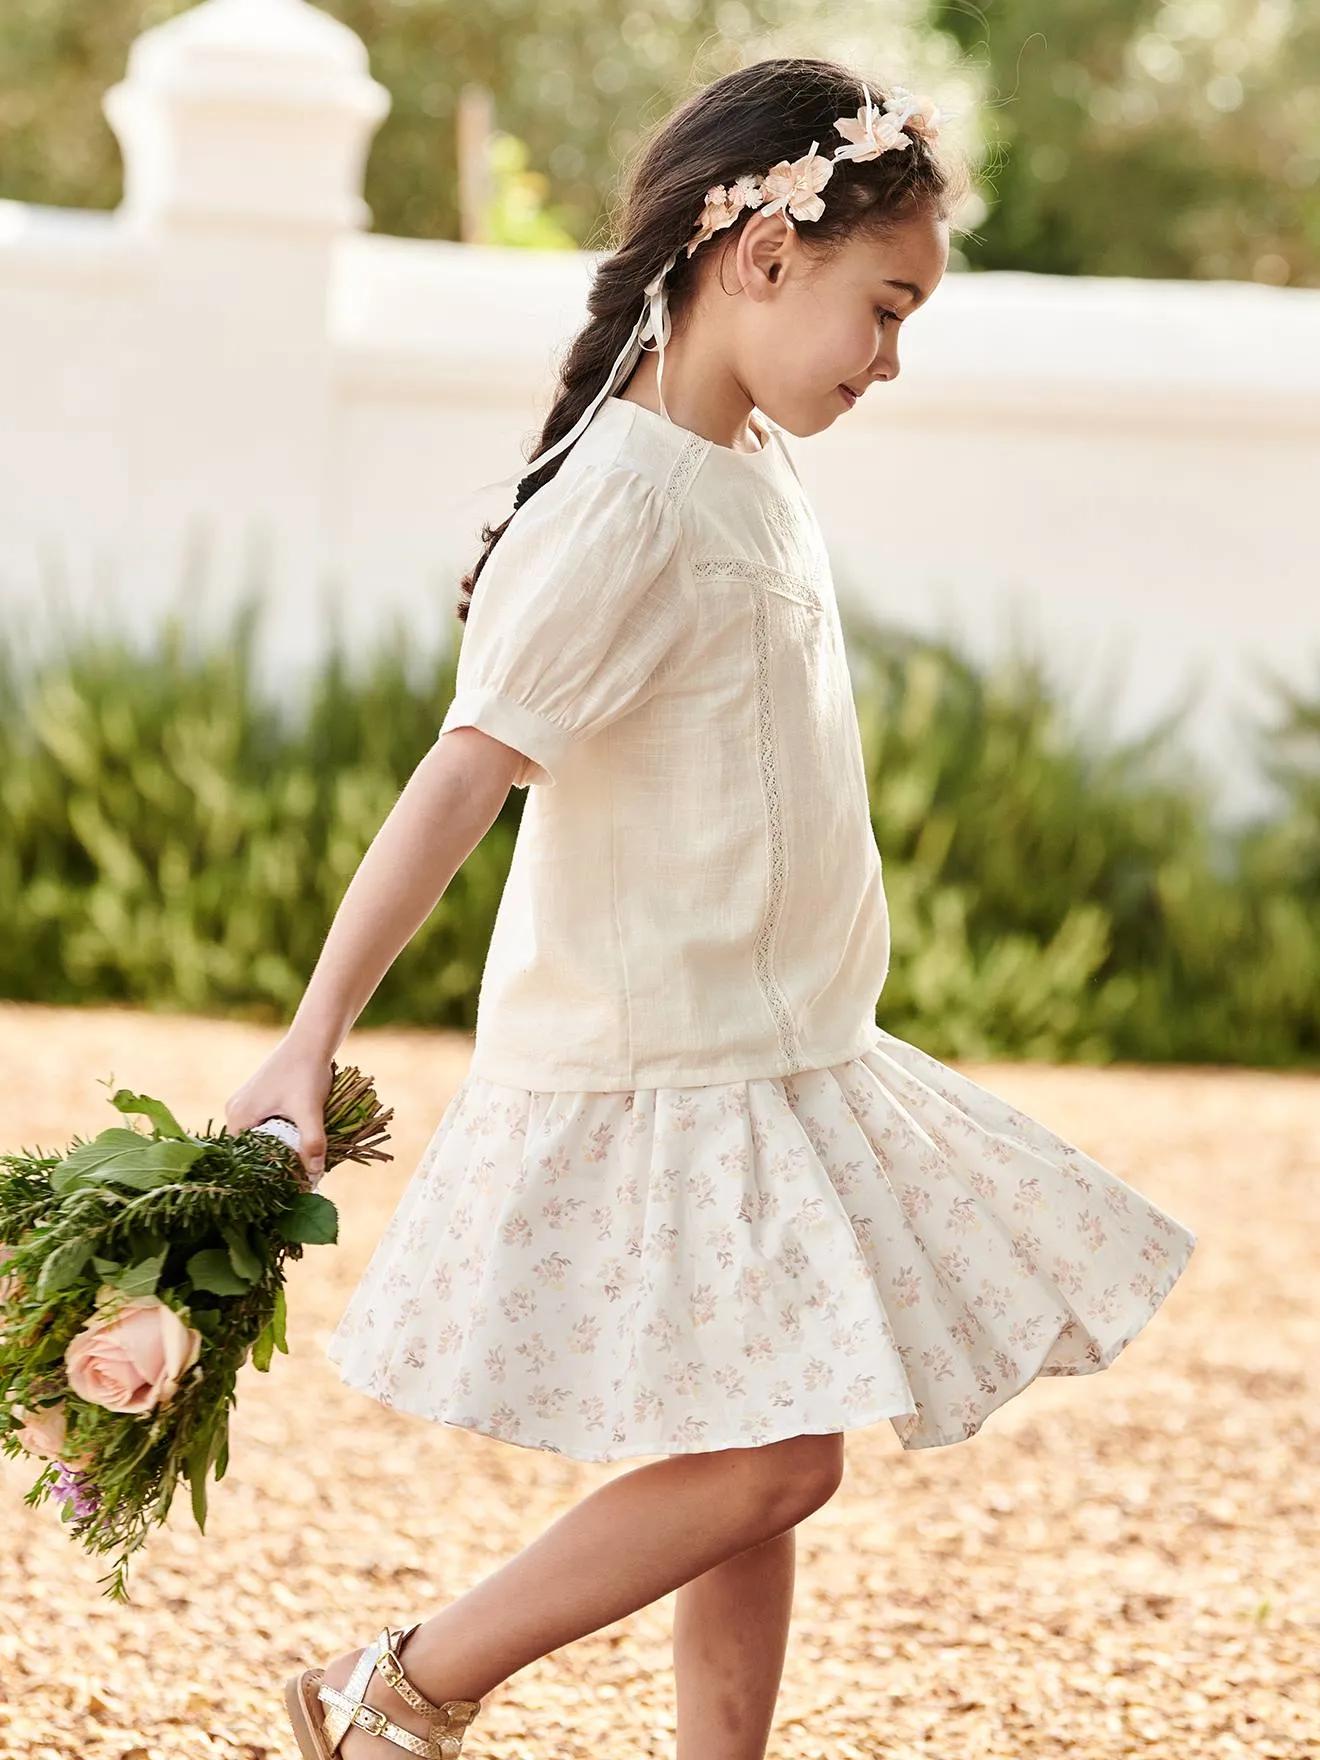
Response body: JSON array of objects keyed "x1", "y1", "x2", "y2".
[{"x1": 439, "y1": 464, "x2": 689, "y2": 787}]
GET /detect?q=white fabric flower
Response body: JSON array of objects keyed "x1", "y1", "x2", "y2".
[
  {"x1": 882, "y1": 84, "x2": 946, "y2": 143},
  {"x1": 758, "y1": 141, "x2": 834, "y2": 226}
]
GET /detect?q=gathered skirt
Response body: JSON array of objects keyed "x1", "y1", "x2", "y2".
[{"x1": 325, "y1": 1028, "x2": 1197, "y2": 1461}]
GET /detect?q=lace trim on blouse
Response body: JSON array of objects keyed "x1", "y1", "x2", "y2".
[
  {"x1": 690, "y1": 556, "x2": 824, "y2": 611},
  {"x1": 748, "y1": 584, "x2": 806, "y2": 1072},
  {"x1": 660, "y1": 431, "x2": 819, "y2": 1073},
  {"x1": 664, "y1": 433, "x2": 708, "y2": 506}
]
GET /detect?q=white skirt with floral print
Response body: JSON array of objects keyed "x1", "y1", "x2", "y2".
[{"x1": 325, "y1": 1029, "x2": 1197, "y2": 1461}]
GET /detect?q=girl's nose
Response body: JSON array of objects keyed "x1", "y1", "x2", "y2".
[{"x1": 869, "y1": 341, "x2": 900, "y2": 385}]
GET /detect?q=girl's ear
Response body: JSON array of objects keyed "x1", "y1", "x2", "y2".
[{"x1": 734, "y1": 211, "x2": 797, "y2": 303}]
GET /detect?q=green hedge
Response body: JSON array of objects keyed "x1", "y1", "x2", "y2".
[
  {"x1": 0, "y1": 601, "x2": 516, "y2": 1030},
  {"x1": 850, "y1": 634, "x2": 1320, "y2": 1065},
  {"x1": 2, "y1": 601, "x2": 1317, "y2": 1067}
]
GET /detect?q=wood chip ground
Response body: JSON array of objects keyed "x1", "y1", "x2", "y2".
[{"x1": 0, "y1": 1003, "x2": 1315, "y2": 1759}]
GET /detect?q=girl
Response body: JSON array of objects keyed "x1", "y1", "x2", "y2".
[{"x1": 226, "y1": 57, "x2": 1197, "y2": 1760}]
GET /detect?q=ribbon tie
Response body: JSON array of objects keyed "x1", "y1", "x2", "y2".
[{"x1": 473, "y1": 248, "x2": 682, "y2": 499}]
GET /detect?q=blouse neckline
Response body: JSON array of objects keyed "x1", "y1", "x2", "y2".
[{"x1": 604, "y1": 395, "x2": 780, "y2": 464}]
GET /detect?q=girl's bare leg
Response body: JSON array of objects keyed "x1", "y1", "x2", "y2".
[
  {"x1": 318, "y1": 1431, "x2": 843, "y2": 1758},
  {"x1": 672, "y1": 1527, "x2": 797, "y2": 1760}
]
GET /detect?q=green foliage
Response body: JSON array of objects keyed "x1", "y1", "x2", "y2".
[
  {"x1": 3, "y1": 0, "x2": 1316, "y2": 283},
  {"x1": 0, "y1": 0, "x2": 822, "y2": 245},
  {"x1": 1, "y1": 600, "x2": 1319, "y2": 1066},
  {"x1": 931, "y1": 0, "x2": 1320, "y2": 286},
  {"x1": 50, "y1": 1129, "x2": 205, "y2": 1196},
  {"x1": 0, "y1": 594, "x2": 518, "y2": 1029},
  {"x1": 2, "y1": 0, "x2": 1316, "y2": 282},
  {"x1": 0, "y1": 1064, "x2": 389, "y2": 1598},
  {"x1": 109, "y1": 1088, "x2": 189, "y2": 1138},
  {"x1": 846, "y1": 620, "x2": 1320, "y2": 1064},
  {"x1": 485, "y1": 131, "x2": 578, "y2": 249}
]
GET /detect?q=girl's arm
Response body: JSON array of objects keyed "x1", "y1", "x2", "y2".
[{"x1": 224, "y1": 727, "x2": 523, "y2": 1178}]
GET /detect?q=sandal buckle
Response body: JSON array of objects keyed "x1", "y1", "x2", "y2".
[
  {"x1": 377, "y1": 1652, "x2": 405, "y2": 1687},
  {"x1": 353, "y1": 1705, "x2": 388, "y2": 1737}
]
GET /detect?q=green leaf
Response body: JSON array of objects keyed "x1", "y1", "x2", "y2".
[
  {"x1": 108, "y1": 1089, "x2": 189, "y2": 1140},
  {"x1": 111, "y1": 1249, "x2": 168, "y2": 1300},
  {"x1": 222, "y1": 1225, "x2": 263, "y2": 1284},
  {"x1": 185, "y1": 1248, "x2": 248, "y2": 1297},
  {"x1": 126, "y1": 1229, "x2": 166, "y2": 1263},
  {"x1": 250, "y1": 1322, "x2": 275, "y2": 1373},
  {"x1": 36, "y1": 1237, "x2": 95, "y2": 1299},
  {"x1": 50, "y1": 1129, "x2": 203, "y2": 1196},
  {"x1": 214, "y1": 1419, "x2": 230, "y2": 1483},
  {"x1": 270, "y1": 1284, "x2": 288, "y2": 1355},
  {"x1": 189, "y1": 1307, "x2": 222, "y2": 1337},
  {"x1": 186, "y1": 1427, "x2": 211, "y2": 1533},
  {"x1": 274, "y1": 1192, "x2": 338, "y2": 1246},
  {"x1": 91, "y1": 1257, "x2": 123, "y2": 1277},
  {"x1": 250, "y1": 1285, "x2": 289, "y2": 1372}
]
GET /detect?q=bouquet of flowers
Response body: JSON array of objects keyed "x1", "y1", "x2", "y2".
[{"x1": 0, "y1": 1064, "x2": 392, "y2": 1600}]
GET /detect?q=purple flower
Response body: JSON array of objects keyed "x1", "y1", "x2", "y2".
[{"x1": 50, "y1": 1459, "x2": 100, "y2": 1519}]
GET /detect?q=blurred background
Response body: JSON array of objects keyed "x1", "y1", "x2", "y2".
[{"x1": 1, "y1": 0, "x2": 1318, "y2": 1066}]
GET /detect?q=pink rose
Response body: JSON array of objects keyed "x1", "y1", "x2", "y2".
[
  {"x1": 11, "y1": 1400, "x2": 69, "y2": 1459},
  {"x1": 65, "y1": 1295, "x2": 202, "y2": 1416}
]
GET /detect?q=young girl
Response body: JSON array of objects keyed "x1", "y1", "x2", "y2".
[{"x1": 226, "y1": 57, "x2": 1197, "y2": 1760}]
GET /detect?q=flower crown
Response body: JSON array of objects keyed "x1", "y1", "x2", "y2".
[
  {"x1": 685, "y1": 84, "x2": 948, "y2": 259},
  {"x1": 493, "y1": 80, "x2": 951, "y2": 505}
]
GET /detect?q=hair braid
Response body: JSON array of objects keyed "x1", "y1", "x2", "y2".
[{"x1": 457, "y1": 232, "x2": 687, "y2": 620}]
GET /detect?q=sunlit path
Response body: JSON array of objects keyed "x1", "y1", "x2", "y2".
[{"x1": 0, "y1": 1003, "x2": 1314, "y2": 1759}]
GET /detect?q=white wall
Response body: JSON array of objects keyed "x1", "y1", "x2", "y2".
[{"x1": 2, "y1": 0, "x2": 1317, "y2": 808}]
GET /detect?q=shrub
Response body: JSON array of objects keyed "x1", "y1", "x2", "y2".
[
  {"x1": 1, "y1": 600, "x2": 1316, "y2": 1066},
  {"x1": 0, "y1": 598, "x2": 517, "y2": 1029}
]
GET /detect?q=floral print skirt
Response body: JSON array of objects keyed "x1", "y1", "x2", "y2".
[{"x1": 325, "y1": 1029, "x2": 1197, "y2": 1461}]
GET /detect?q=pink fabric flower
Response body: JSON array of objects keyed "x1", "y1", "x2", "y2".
[
  {"x1": 759, "y1": 142, "x2": 835, "y2": 227},
  {"x1": 686, "y1": 175, "x2": 769, "y2": 258},
  {"x1": 65, "y1": 1295, "x2": 202, "y2": 1416},
  {"x1": 11, "y1": 1400, "x2": 69, "y2": 1459},
  {"x1": 687, "y1": 182, "x2": 740, "y2": 256},
  {"x1": 833, "y1": 86, "x2": 914, "y2": 163}
]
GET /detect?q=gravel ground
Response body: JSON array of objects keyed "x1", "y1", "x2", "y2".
[{"x1": 0, "y1": 1001, "x2": 1315, "y2": 1760}]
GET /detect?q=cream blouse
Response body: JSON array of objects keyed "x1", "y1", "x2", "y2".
[{"x1": 439, "y1": 394, "x2": 890, "y2": 1090}]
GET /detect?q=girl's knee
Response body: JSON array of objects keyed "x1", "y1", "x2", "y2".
[
  {"x1": 722, "y1": 1431, "x2": 846, "y2": 1534},
  {"x1": 774, "y1": 1431, "x2": 845, "y2": 1521}
]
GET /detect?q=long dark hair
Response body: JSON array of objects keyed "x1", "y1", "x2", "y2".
[{"x1": 458, "y1": 58, "x2": 969, "y2": 620}]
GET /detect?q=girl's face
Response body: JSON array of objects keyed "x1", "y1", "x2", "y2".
[{"x1": 727, "y1": 206, "x2": 950, "y2": 436}]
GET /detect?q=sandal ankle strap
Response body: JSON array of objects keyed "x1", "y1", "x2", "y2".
[{"x1": 317, "y1": 1625, "x2": 482, "y2": 1759}]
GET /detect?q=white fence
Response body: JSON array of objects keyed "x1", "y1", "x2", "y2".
[{"x1": 2, "y1": 0, "x2": 1318, "y2": 806}]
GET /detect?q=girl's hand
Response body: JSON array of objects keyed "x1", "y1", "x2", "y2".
[{"x1": 225, "y1": 1038, "x2": 334, "y2": 1184}]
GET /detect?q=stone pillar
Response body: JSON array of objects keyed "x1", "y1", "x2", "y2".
[
  {"x1": 96, "y1": 0, "x2": 391, "y2": 673},
  {"x1": 105, "y1": 0, "x2": 389, "y2": 233}
]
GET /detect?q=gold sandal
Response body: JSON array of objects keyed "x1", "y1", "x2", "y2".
[{"x1": 285, "y1": 1623, "x2": 483, "y2": 1760}]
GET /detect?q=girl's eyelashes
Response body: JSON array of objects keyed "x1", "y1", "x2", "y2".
[{"x1": 874, "y1": 307, "x2": 901, "y2": 327}]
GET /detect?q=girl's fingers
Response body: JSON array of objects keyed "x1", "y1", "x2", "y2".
[
  {"x1": 298, "y1": 1121, "x2": 327, "y2": 1179},
  {"x1": 223, "y1": 1052, "x2": 332, "y2": 1177}
]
